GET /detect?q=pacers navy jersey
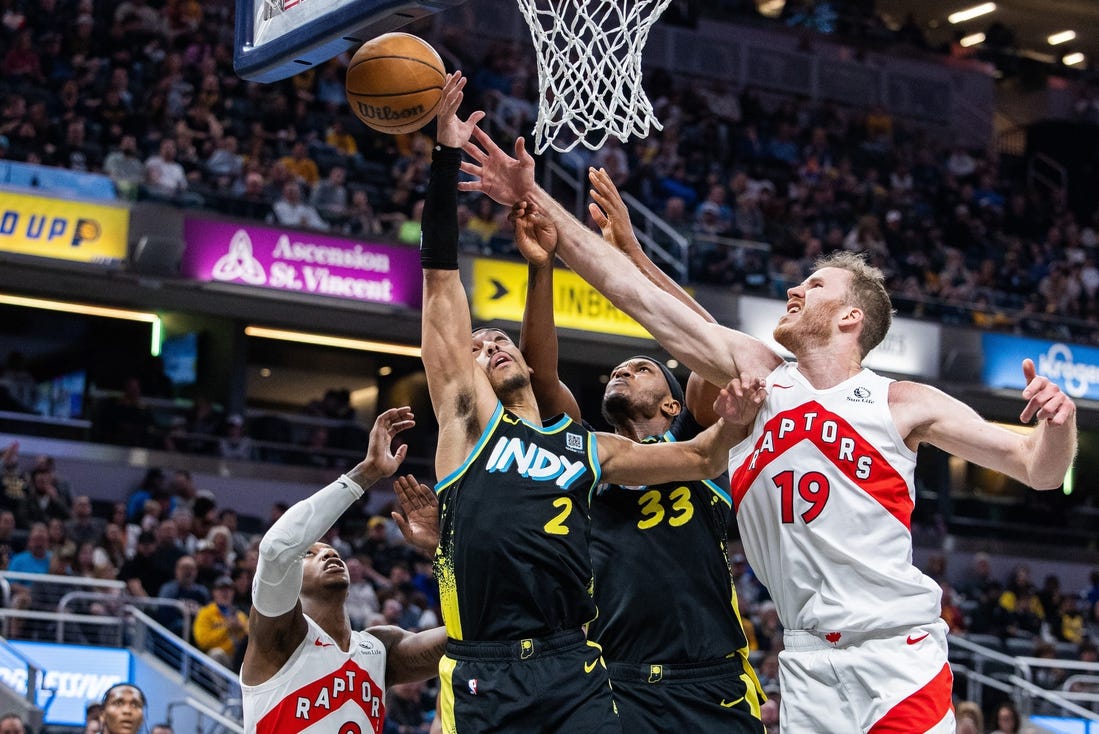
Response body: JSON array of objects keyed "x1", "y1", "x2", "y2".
[
  {"x1": 588, "y1": 415, "x2": 750, "y2": 664},
  {"x1": 435, "y1": 402, "x2": 601, "y2": 641}
]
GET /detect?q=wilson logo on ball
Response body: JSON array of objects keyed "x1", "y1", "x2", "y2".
[{"x1": 355, "y1": 103, "x2": 426, "y2": 121}]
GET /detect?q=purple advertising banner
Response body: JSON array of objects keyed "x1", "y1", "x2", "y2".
[{"x1": 181, "y1": 218, "x2": 422, "y2": 308}]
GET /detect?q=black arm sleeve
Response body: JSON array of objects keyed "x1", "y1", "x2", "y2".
[{"x1": 419, "y1": 144, "x2": 463, "y2": 270}]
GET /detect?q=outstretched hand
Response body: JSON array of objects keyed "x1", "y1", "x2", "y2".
[
  {"x1": 359, "y1": 407, "x2": 416, "y2": 481},
  {"x1": 391, "y1": 473, "x2": 440, "y2": 555},
  {"x1": 1019, "y1": 358, "x2": 1075, "y2": 426},
  {"x1": 435, "y1": 71, "x2": 486, "y2": 150},
  {"x1": 509, "y1": 200, "x2": 558, "y2": 268},
  {"x1": 713, "y1": 376, "x2": 768, "y2": 429},
  {"x1": 458, "y1": 127, "x2": 536, "y2": 206},
  {"x1": 588, "y1": 167, "x2": 638, "y2": 254}
]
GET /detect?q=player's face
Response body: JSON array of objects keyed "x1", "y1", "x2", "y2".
[
  {"x1": 472, "y1": 329, "x2": 531, "y2": 391},
  {"x1": 303, "y1": 543, "x2": 348, "y2": 592},
  {"x1": 773, "y1": 267, "x2": 851, "y2": 352},
  {"x1": 101, "y1": 686, "x2": 144, "y2": 734},
  {"x1": 603, "y1": 359, "x2": 669, "y2": 413}
]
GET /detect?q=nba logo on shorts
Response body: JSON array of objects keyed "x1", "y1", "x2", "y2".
[
  {"x1": 566, "y1": 433, "x2": 583, "y2": 453},
  {"x1": 468, "y1": 679, "x2": 478, "y2": 695}
]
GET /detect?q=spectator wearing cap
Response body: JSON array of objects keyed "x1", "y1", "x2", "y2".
[
  {"x1": 192, "y1": 574, "x2": 248, "y2": 669},
  {"x1": 193, "y1": 538, "x2": 226, "y2": 589},
  {"x1": 217, "y1": 415, "x2": 253, "y2": 461}
]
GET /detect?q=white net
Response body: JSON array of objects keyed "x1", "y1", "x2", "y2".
[{"x1": 516, "y1": 0, "x2": 671, "y2": 153}]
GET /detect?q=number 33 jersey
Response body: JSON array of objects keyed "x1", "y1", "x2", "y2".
[
  {"x1": 729, "y1": 362, "x2": 941, "y2": 633},
  {"x1": 434, "y1": 402, "x2": 601, "y2": 642}
]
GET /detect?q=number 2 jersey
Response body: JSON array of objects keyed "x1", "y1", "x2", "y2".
[
  {"x1": 241, "y1": 615, "x2": 387, "y2": 734},
  {"x1": 587, "y1": 415, "x2": 752, "y2": 664},
  {"x1": 434, "y1": 402, "x2": 600, "y2": 641},
  {"x1": 728, "y1": 362, "x2": 941, "y2": 633}
]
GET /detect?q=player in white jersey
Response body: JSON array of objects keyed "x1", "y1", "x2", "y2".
[
  {"x1": 241, "y1": 407, "x2": 446, "y2": 734},
  {"x1": 456, "y1": 141, "x2": 1078, "y2": 732}
]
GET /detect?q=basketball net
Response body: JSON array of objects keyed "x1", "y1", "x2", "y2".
[{"x1": 516, "y1": 0, "x2": 671, "y2": 154}]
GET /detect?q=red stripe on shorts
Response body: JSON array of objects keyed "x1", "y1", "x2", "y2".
[{"x1": 868, "y1": 662, "x2": 953, "y2": 733}]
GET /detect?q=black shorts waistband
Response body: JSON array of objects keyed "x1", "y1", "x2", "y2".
[
  {"x1": 445, "y1": 629, "x2": 587, "y2": 661},
  {"x1": 607, "y1": 656, "x2": 745, "y2": 684}
]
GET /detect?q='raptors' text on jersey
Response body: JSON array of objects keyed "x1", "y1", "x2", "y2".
[
  {"x1": 729, "y1": 363, "x2": 941, "y2": 632},
  {"x1": 242, "y1": 616, "x2": 387, "y2": 734}
]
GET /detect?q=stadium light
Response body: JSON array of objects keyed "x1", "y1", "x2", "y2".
[
  {"x1": 0, "y1": 293, "x2": 162, "y2": 356},
  {"x1": 1063, "y1": 52, "x2": 1086, "y2": 66},
  {"x1": 1047, "y1": 30, "x2": 1076, "y2": 46},
  {"x1": 244, "y1": 326, "x2": 422, "y2": 357},
  {"x1": 947, "y1": 3, "x2": 996, "y2": 24},
  {"x1": 960, "y1": 32, "x2": 986, "y2": 47}
]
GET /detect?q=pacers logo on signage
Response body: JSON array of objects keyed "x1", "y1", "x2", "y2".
[{"x1": 0, "y1": 191, "x2": 127, "y2": 264}]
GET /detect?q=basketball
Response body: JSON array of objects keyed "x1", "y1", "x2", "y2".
[{"x1": 345, "y1": 33, "x2": 446, "y2": 135}]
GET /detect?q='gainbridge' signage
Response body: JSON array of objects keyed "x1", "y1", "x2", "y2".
[
  {"x1": 982, "y1": 334, "x2": 1099, "y2": 401},
  {"x1": 0, "y1": 642, "x2": 132, "y2": 726}
]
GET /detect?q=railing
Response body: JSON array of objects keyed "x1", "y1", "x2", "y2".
[
  {"x1": 0, "y1": 636, "x2": 43, "y2": 730},
  {"x1": 618, "y1": 191, "x2": 690, "y2": 283},
  {"x1": 127, "y1": 607, "x2": 243, "y2": 725},
  {"x1": 167, "y1": 696, "x2": 246, "y2": 734}
]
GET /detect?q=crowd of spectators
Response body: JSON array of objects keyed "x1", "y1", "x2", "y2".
[
  {"x1": 0, "y1": 438, "x2": 441, "y2": 728},
  {"x1": 1, "y1": 0, "x2": 1099, "y2": 348},
  {"x1": 5, "y1": 6, "x2": 1099, "y2": 730}
]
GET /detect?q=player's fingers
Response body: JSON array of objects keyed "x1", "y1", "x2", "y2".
[
  {"x1": 1052, "y1": 400, "x2": 1075, "y2": 426},
  {"x1": 461, "y1": 142, "x2": 487, "y2": 164},
  {"x1": 1019, "y1": 398, "x2": 1040, "y2": 424},
  {"x1": 1022, "y1": 358, "x2": 1036, "y2": 385},
  {"x1": 515, "y1": 136, "x2": 532, "y2": 163},
  {"x1": 393, "y1": 443, "x2": 408, "y2": 463},
  {"x1": 1021, "y1": 373, "x2": 1049, "y2": 399},
  {"x1": 588, "y1": 202, "x2": 607, "y2": 228},
  {"x1": 466, "y1": 110, "x2": 486, "y2": 127},
  {"x1": 730, "y1": 378, "x2": 744, "y2": 398}
]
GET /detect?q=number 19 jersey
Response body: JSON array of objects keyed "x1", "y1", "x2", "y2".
[
  {"x1": 434, "y1": 402, "x2": 600, "y2": 642},
  {"x1": 728, "y1": 363, "x2": 941, "y2": 633}
]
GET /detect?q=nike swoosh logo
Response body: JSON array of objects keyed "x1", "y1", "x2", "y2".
[
  {"x1": 314, "y1": 639, "x2": 335, "y2": 647},
  {"x1": 772, "y1": 384, "x2": 793, "y2": 389},
  {"x1": 584, "y1": 659, "x2": 599, "y2": 674},
  {"x1": 337, "y1": 480, "x2": 349, "y2": 490},
  {"x1": 720, "y1": 696, "x2": 745, "y2": 708},
  {"x1": 906, "y1": 633, "x2": 930, "y2": 645}
]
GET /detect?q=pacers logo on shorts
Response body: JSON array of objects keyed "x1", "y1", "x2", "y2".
[
  {"x1": 520, "y1": 639, "x2": 534, "y2": 659},
  {"x1": 648, "y1": 665, "x2": 663, "y2": 683}
]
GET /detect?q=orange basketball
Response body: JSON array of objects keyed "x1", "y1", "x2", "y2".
[{"x1": 346, "y1": 33, "x2": 446, "y2": 135}]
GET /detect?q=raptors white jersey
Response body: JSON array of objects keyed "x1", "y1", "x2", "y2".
[
  {"x1": 728, "y1": 362, "x2": 941, "y2": 633},
  {"x1": 242, "y1": 615, "x2": 387, "y2": 734}
]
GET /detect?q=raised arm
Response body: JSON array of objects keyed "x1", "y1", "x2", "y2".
[
  {"x1": 242, "y1": 407, "x2": 415, "y2": 686},
  {"x1": 514, "y1": 201, "x2": 582, "y2": 421},
  {"x1": 597, "y1": 376, "x2": 767, "y2": 486},
  {"x1": 895, "y1": 359, "x2": 1077, "y2": 490},
  {"x1": 419, "y1": 72, "x2": 496, "y2": 478},
  {"x1": 588, "y1": 166, "x2": 726, "y2": 424},
  {"x1": 459, "y1": 128, "x2": 783, "y2": 386}
]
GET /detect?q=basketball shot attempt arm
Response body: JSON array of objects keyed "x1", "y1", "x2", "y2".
[{"x1": 241, "y1": 406, "x2": 445, "y2": 690}]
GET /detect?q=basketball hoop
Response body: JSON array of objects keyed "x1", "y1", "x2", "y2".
[{"x1": 516, "y1": 0, "x2": 671, "y2": 154}]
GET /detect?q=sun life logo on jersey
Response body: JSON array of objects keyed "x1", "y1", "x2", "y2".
[{"x1": 847, "y1": 386, "x2": 873, "y2": 404}]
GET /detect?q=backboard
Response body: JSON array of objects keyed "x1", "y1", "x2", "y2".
[{"x1": 234, "y1": 0, "x2": 466, "y2": 83}]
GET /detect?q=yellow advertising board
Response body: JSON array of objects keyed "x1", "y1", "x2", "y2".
[
  {"x1": 0, "y1": 190, "x2": 129, "y2": 264},
  {"x1": 472, "y1": 258, "x2": 652, "y2": 340}
]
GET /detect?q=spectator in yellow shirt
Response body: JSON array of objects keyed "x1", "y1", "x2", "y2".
[
  {"x1": 193, "y1": 575, "x2": 249, "y2": 669},
  {"x1": 278, "y1": 141, "x2": 320, "y2": 188}
]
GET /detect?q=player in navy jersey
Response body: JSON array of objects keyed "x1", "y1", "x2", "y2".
[
  {"x1": 511, "y1": 186, "x2": 764, "y2": 734},
  {"x1": 420, "y1": 71, "x2": 759, "y2": 734}
]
